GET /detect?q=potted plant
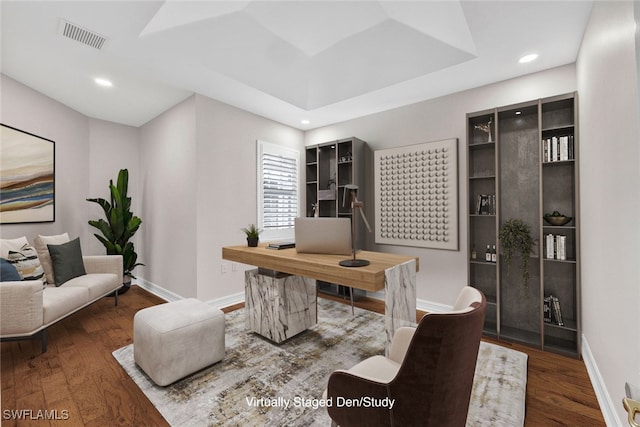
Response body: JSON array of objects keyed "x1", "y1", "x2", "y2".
[
  {"x1": 498, "y1": 218, "x2": 534, "y2": 287},
  {"x1": 87, "y1": 169, "x2": 143, "y2": 294},
  {"x1": 242, "y1": 224, "x2": 261, "y2": 247}
]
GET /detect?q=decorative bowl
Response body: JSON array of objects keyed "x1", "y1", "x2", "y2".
[{"x1": 544, "y1": 216, "x2": 572, "y2": 226}]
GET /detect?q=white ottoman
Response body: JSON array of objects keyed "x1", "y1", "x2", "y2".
[{"x1": 133, "y1": 298, "x2": 225, "y2": 386}]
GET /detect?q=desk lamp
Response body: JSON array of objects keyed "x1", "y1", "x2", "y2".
[{"x1": 340, "y1": 184, "x2": 372, "y2": 267}]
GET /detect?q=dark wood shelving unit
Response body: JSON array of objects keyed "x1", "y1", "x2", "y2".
[
  {"x1": 467, "y1": 92, "x2": 581, "y2": 358},
  {"x1": 305, "y1": 137, "x2": 370, "y2": 300}
]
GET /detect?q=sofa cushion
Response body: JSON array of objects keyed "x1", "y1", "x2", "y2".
[
  {"x1": 1, "y1": 236, "x2": 29, "y2": 259},
  {"x1": 0, "y1": 258, "x2": 21, "y2": 281},
  {"x1": 34, "y1": 233, "x2": 70, "y2": 285},
  {"x1": 47, "y1": 238, "x2": 86, "y2": 286},
  {"x1": 42, "y1": 286, "x2": 88, "y2": 325},
  {"x1": 7, "y1": 244, "x2": 46, "y2": 283},
  {"x1": 62, "y1": 273, "x2": 120, "y2": 300}
]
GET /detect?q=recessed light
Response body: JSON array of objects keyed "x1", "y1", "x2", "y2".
[
  {"x1": 301, "y1": 119, "x2": 310, "y2": 125},
  {"x1": 515, "y1": 111, "x2": 522, "y2": 115},
  {"x1": 94, "y1": 77, "x2": 113, "y2": 87},
  {"x1": 519, "y1": 54, "x2": 538, "y2": 64}
]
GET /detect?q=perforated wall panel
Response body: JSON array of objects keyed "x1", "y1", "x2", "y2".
[{"x1": 374, "y1": 139, "x2": 458, "y2": 250}]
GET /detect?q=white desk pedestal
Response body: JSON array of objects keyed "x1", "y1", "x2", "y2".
[{"x1": 245, "y1": 269, "x2": 316, "y2": 343}]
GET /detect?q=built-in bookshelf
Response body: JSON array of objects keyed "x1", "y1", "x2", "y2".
[
  {"x1": 467, "y1": 92, "x2": 581, "y2": 358},
  {"x1": 540, "y1": 95, "x2": 580, "y2": 357},
  {"x1": 305, "y1": 137, "x2": 370, "y2": 299},
  {"x1": 467, "y1": 111, "x2": 499, "y2": 336}
]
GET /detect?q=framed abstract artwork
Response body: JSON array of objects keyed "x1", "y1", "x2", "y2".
[{"x1": 0, "y1": 124, "x2": 55, "y2": 224}]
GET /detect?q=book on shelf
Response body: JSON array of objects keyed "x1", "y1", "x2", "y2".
[
  {"x1": 556, "y1": 235, "x2": 567, "y2": 260},
  {"x1": 552, "y1": 296, "x2": 564, "y2": 326},
  {"x1": 544, "y1": 295, "x2": 564, "y2": 326},
  {"x1": 542, "y1": 135, "x2": 574, "y2": 162},
  {"x1": 546, "y1": 234, "x2": 555, "y2": 259},
  {"x1": 543, "y1": 297, "x2": 553, "y2": 323},
  {"x1": 545, "y1": 234, "x2": 567, "y2": 260},
  {"x1": 475, "y1": 194, "x2": 495, "y2": 215}
]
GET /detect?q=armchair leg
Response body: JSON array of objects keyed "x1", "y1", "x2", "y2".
[{"x1": 114, "y1": 288, "x2": 119, "y2": 306}]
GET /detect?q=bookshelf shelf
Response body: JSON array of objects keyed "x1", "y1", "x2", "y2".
[
  {"x1": 544, "y1": 258, "x2": 577, "y2": 264},
  {"x1": 467, "y1": 92, "x2": 581, "y2": 358},
  {"x1": 542, "y1": 159, "x2": 575, "y2": 166},
  {"x1": 545, "y1": 318, "x2": 578, "y2": 332},
  {"x1": 469, "y1": 175, "x2": 496, "y2": 180},
  {"x1": 470, "y1": 260, "x2": 497, "y2": 266},
  {"x1": 542, "y1": 124, "x2": 574, "y2": 133}
]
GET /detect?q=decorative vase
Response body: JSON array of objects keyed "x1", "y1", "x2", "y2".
[{"x1": 247, "y1": 237, "x2": 259, "y2": 247}]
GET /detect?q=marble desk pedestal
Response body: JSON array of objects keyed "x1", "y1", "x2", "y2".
[
  {"x1": 222, "y1": 245, "x2": 418, "y2": 351},
  {"x1": 245, "y1": 269, "x2": 316, "y2": 343}
]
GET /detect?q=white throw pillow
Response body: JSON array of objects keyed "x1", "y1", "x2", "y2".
[
  {"x1": 34, "y1": 233, "x2": 70, "y2": 285},
  {"x1": 0, "y1": 236, "x2": 29, "y2": 259}
]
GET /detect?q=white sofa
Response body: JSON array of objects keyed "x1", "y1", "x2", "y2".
[{"x1": 0, "y1": 254, "x2": 123, "y2": 352}]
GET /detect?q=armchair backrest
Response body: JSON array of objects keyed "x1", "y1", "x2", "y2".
[{"x1": 388, "y1": 288, "x2": 486, "y2": 426}]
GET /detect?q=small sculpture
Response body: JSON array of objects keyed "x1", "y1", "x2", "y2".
[{"x1": 474, "y1": 117, "x2": 493, "y2": 142}]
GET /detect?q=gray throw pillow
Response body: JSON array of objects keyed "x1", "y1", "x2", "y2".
[{"x1": 47, "y1": 238, "x2": 86, "y2": 286}]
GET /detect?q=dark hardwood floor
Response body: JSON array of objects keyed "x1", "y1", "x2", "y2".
[{"x1": 1, "y1": 286, "x2": 605, "y2": 426}]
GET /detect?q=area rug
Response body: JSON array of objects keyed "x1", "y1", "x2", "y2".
[{"x1": 113, "y1": 299, "x2": 527, "y2": 426}]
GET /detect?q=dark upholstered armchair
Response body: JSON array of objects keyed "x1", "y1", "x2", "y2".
[{"x1": 325, "y1": 287, "x2": 486, "y2": 427}]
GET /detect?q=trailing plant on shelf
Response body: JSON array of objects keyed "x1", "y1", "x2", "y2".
[
  {"x1": 242, "y1": 224, "x2": 262, "y2": 247},
  {"x1": 498, "y1": 218, "x2": 534, "y2": 287},
  {"x1": 87, "y1": 169, "x2": 143, "y2": 289}
]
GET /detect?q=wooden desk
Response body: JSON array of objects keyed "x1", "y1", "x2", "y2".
[
  {"x1": 222, "y1": 244, "x2": 419, "y2": 292},
  {"x1": 223, "y1": 244, "x2": 418, "y2": 350}
]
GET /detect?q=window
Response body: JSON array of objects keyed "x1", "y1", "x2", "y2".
[{"x1": 257, "y1": 140, "x2": 300, "y2": 241}]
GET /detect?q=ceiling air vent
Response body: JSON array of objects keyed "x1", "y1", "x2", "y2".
[{"x1": 59, "y1": 19, "x2": 108, "y2": 50}]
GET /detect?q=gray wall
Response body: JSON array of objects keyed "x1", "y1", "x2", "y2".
[
  {"x1": 305, "y1": 64, "x2": 577, "y2": 305},
  {"x1": 138, "y1": 96, "x2": 199, "y2": 298},
  {"x1": 137, "y1": 93, "x2": 304, "y2": 300},
  {"x1": 0, "y1": 75, "x2": 138, "y2": 257},
  {"x1": 194, "y1": 94, "x2": 304, "y2": 301},
  {"x1": 577, "y1": 2, "x2": 640, "y2": 424}
]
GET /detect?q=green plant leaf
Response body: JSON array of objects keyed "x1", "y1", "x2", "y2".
[
  {"x1": 86, "y1": 168, "x2": 143, "y2": 276},
  {"x1": 498, "y1": 218, "x2": 534, "y2": 287}
]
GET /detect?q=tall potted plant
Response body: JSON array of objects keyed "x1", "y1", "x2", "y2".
[{"x1": 87, "y1": 169, "x2": 143, "y2": 294}]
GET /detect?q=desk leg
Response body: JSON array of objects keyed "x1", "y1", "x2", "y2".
[
  {"x1": 384, "y1": 259, "x2": 417, "y2": 355},
  {"x1": 245, "y1": 269, "x2": 317, "y2": 343}
]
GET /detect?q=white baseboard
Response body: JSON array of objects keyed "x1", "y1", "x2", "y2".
[
  {"x1": 582, "y1": 335, "x2": 623, "y2": 427},
  {"x1": 135, "y1": 277, "x2": 182, "y2": 302},
  {"x1": 205, "y1": 292, "x2": 245, "y2": 310},
  {"x1": 136, "y1": 278, "x2": 451, "y2": 316},
  {"x1": 134, "y1": 278, "x2": 244, "y2": 309},
  {"x1": 417, "y1": 298, "x2": 453, "y2": 314},
  {"x1": 365, "y1": 291, "x2": 452, "y2": 314}
]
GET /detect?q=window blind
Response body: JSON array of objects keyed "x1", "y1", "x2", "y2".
[{"x1": 261, "y1": 151, "x2": 298, "y2": 230}]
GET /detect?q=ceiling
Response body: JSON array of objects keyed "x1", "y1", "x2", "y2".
[{"x1": 0, "y1": 1, "x2": 593, "y2": 130}]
